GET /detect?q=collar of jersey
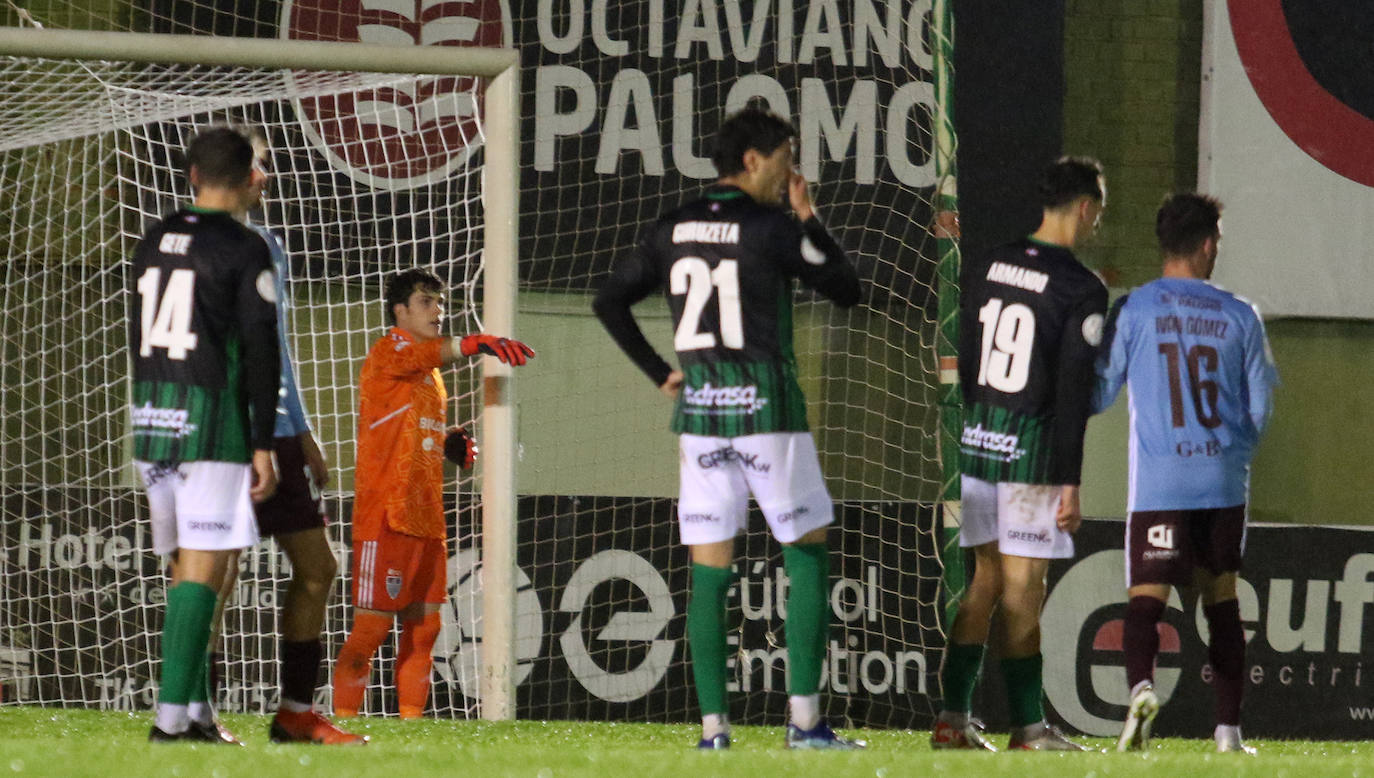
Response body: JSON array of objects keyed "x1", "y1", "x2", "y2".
[
  {"x1": 1025, "y1": 234, "x2": 1068, "y2": 250},
  {"x1": 184, "y1": 204, "x2": 229, "y2": 215},
  {"x1": 706, "y1": 185, "x2": 748, "y2": 201}
]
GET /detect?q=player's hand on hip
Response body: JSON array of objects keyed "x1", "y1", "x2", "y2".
[
  {"x1": 250, "y1": 448, "x2": 280, "y2": 503},
  {"x1": 460, "y1": 334, "x2": 536, "y2": 366},
  {"x1": 788, "y1": 170, "x2": 816, "y2": 222},
  {"x1": 445, "y1": 426, "x2": 478, "y2": 469},
  {"x1": 660, "y1": 370, "x2": 684, "y2": 399},
  {"x1": 1056, "y1": 484, "x2": 1082, "y2": 533},
  {"x1": 299, "y1": 431, "x2": 330, "y2": 487}
]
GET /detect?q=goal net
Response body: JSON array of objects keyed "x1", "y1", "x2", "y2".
[{"x1": 0, "y1": 1, "x2": 960, "y2": 729}]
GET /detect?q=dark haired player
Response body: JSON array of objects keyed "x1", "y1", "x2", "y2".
[
  {"x1": 1094, "y1": 193, "x2": 1277, "y2": 754},
  {"x1": 222, "y1": 133, "x2": 368, "y2": 745},
  {"x1": 130, "y1": 126, "x2": 280, "y2": 743},
  {"x1": 332, "y1": 268, "x2": 532, "y2": 720},
  {"x1": 594, "y1": 107, "x2": 863, "y2": 750},
  {"x1": 933, "y1": 157, "x2": 1107, "y2": 751}
]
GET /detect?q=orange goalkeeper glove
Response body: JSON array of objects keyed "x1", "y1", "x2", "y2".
[
  {"x1": 444, "y1": 426, "x2": 477, "y2": 469},
  {"x1": 457, "y1": 334, "x2": 535, "y2": 366}
]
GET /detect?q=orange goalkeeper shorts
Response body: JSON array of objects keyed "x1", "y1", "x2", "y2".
[{"x1": 351, "y1": 522, "x2": 446, "y2": 611}]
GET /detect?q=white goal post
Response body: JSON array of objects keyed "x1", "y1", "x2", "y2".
[{"x1": 0, "y1": 26, "x2": 522, "y2": 721}]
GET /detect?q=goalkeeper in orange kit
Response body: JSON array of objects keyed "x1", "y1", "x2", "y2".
[{"x1": 332, "y1": 268, "x2": 534, "y2": 718}]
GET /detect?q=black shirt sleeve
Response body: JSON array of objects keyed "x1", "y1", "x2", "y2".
[
  {"x1": 592, "y1": 231, "x2": 674, "y2": 387},
  {"x1": 783, "y1": 216, "x2": 861, "y2": 307},
  {"x1": 1049, "y1": 283, "x2": 1109, "y2": 484},
  {"x1": 237, "y1": 237, "x2": 281, "y2": 450}
]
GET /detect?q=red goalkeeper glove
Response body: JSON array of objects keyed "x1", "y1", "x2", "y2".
[
  {"x1": 457, "y1": 334, "x2": 535, "y2": 366},
  {"x1": 444, "y1": 426, "x2": 477, "y2": 469}
]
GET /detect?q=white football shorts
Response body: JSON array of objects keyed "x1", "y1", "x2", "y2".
[
  {"x1": 136, "y1": 460, "x2": 260, "y2": 555},
  {"x1": 677, "y1": 432, "x2": 834, "y2": 545},
  {"x1": 959, "y1": 475, "x2": 1074, "y2": 559}
]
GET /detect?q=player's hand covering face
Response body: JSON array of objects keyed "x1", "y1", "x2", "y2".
[{"x1": 459, "y1": 334, "x2": 536, "y2": 366}]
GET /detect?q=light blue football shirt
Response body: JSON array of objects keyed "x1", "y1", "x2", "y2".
[
  {"x1": 249, "y1": 224, "x2": 311, "y2": 438},
  {"x1": 1093, "y1": 277, "x2": 1278, "y2": 511}
]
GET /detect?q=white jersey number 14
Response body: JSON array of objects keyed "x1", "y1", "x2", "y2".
[{"x1": 137, "y1": 267, "x2": 199, "y2": 360}]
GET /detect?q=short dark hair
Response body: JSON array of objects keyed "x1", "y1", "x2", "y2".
[
  {"x1": 1038, "y1": 156, "x2": 1105, "y2": 210},
  {"x1": 711, "y1": 107, "x2": 796, "y2": 177},
  {"x1": 384, "y1": 268, "x2": 443, "y2": 325},
  {"x1": 1156, "y1": 192, "x2": 1222, "y2": 256},
  {"x1": 185, "y1": 126, "x2": 259, "y2": 188}
]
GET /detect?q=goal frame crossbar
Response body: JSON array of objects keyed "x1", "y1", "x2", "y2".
[{"x1": 0, "y1": 25, "x2": 522, "y2": 721}]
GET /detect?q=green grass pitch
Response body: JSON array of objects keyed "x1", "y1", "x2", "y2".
[{"x1": 2, "y1": 709, "x2": 1374, "y2": 777}]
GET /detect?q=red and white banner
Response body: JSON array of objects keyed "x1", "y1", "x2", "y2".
[{"x1": 1200, "y1": 0, "x2": 1374, "y2": 319}]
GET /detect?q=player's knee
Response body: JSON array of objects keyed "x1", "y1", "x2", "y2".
[{"x1": 298, "y1": 552, "x2": 338, "y2": 592}]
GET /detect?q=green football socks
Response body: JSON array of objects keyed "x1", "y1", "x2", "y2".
[
  {"x1": 158, "y1": 582, "x2": 218, "y2": 706},
  {"x1": 782, "y1": 543, "x2": 829, "y2": 697},
  {"x1": 687, "y1": 563, "x2": 733, "y2": 716},
  {"x1": 939, "y1": 641, "x2": 985, "y2": 715},
  {"x1": 1002, "y1": 653, "x2": 1046, "y2": 727}
]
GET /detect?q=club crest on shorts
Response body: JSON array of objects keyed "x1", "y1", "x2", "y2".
[{"x1": 386, "y1": 568, "x2": 403, "y2": 599}]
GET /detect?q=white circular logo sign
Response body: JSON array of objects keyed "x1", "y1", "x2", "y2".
[{"x1": 281, "y1": 0, "x2": 512, "y2": 191}]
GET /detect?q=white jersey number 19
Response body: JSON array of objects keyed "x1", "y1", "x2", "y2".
[
  {"x1": 671, "y1": 257, "x2": 743, "y2": 351},
  {"x1": 137, "y1": 267, "x2": 199, "y2": 360},
  {"x1": 976, "y1": 297, "x2": 1035, "y2": 393}
]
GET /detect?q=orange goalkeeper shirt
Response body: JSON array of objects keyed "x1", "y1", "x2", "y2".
[{"x1": 354, "y1": 327, "x2": 448, "y2": 541}]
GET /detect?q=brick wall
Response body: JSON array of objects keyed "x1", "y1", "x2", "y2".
[{"x1": 1063, "y1": 0, "x2": 1202, "y2": 288}]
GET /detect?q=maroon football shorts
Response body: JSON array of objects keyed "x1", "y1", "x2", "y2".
[
  {"x1": 253, "y1": 435, "x2": 329, "y2": 537},
  {"x1": 1127, "y1": 505, "x2": 1246, "y2": 587}
]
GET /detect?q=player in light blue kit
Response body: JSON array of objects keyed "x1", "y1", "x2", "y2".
[{"x1": 1092, "y1": 193, "x2": 1278, "y2": 755}]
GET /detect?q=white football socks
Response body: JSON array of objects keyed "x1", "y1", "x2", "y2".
[{"x1": 789, "y1": 694, "x2": 820, "y2": 731}]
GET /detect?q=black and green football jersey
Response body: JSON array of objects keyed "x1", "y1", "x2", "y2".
[
  {"x1": 958, "y1": 237, "x2": 1108, "y2": 484},
  {"x1": 595, "y1": 186, "x2": 860, "y2": 437},
  {"x1": 129, "y1": 207, "x2": 281, "y2": 463}
]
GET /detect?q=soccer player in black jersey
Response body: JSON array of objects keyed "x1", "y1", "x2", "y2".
[
  {"x1": 594, "y1": 107, "x2": 862, "y2": 750},
  {"x1": 932, "y1": 157, "x2": 1109, "y2": 751},
  {"x1": 130, "y1": 127, "x2": 281, "y2": 743}
]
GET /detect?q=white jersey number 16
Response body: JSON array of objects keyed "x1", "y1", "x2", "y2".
[{"x1": 671, "y1": 257, "x2": 743, "y2": 351}]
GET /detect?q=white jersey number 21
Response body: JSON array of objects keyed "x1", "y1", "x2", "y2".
[
  {"x1": 671, "y1": 257, "x2": 743, "y2": 351},
  {"x1": 137, "y1": 267, "x2": 199, "y2": 360}
]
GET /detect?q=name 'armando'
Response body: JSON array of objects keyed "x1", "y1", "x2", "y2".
[{"x1": 986, "y1": 261, "x2": 1049, "y2": 293}]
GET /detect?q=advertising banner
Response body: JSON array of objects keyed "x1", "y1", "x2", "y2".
[
  {"x1": 0, "y1": 489, "x2": 943, "y2": 729},
  {"x1": 1043, "y1": 518, "x2": 1374, "y2": 740},
  {"x1": 1201, "y1": 1, "x2": 1374, "y2": 319}
]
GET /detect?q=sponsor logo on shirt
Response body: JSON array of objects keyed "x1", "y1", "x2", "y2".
[
  {"x1": 1157, "y1": 291, "x2": 1223, "y2": 312},
  {"x1": 696, "y1": 447, "x2": 771, "y2": 473},
  {"x1": 671, "y1": 221, "x2": 740, "y2": 244},
  {"x1": 682, "y1": 382, "x2": 769, "y2": 414},
  {"x1": 1176, "y1": 440, "x2": 1223, "y2": 458},
  {"x1": 987, "y1": 261, "x2": 1049, "y2": 293},
  {"x1": 130, "y1": 403, "x2": 197, "y2": 437},
  {"x1": 960, "y1": 423, "x2": 1026, "y2": 462}
]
